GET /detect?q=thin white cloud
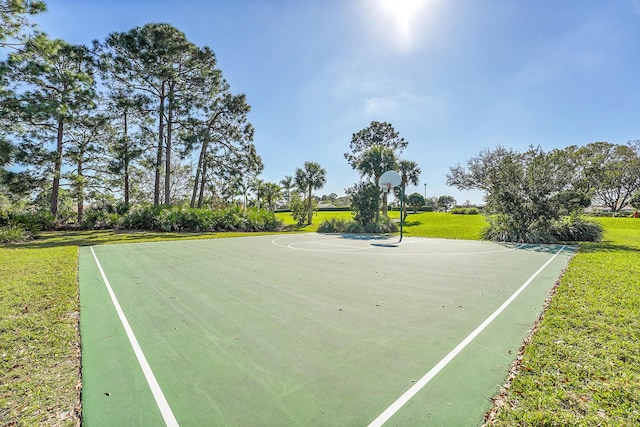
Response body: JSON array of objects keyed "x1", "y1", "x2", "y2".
[{"x1": 364, "y1": 96, "x2": 397, "y2": 116}]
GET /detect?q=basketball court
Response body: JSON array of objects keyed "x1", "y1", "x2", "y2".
[{"x1": 79, "y1": 234, "x2": 575, "y2": 426}]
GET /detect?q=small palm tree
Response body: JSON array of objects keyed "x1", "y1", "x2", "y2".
[
  {"x1": 251, "y1": 178, "x2": 264, "y2": 209},
  {"x1": 398, "y1": 160, "x2": 421, "y2": 189},
  {"x1": 261, "y1": 182, "x2": 282, "y2": 212},
  {"x1": 280, "y1": 175, "x2": 293, "y2": 208},
  {"x1": 398, "y1": 160, "x2": 422, "y2": 219},
  {"x1": 294, "y1": 161, "x2": 327, "y2": 225},
  {"x1": 357, "y1": 145, "x2": 397, "y2": 219}
]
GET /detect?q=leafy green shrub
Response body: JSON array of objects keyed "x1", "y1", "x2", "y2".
[
  {"x1": 0, "y1": 225, "x2": 32, "y2": 243},
  {"x1": 344, "y1": 221, "x2": 365, "y2": 233},
  {"x1": 482, "y1": 214, "x2": 554, "y2": 243},
  {"x1": 216, "y1": 206, "x2": 244, "y2": 231},
  {"x1": 0, "y1": 210, "x2": 55, "y2": 232},
  {"x1": 82, "y1": 207, "x2": 122, "y2": 230},
  {"x1": 450, "y1": 207, "x2": 480, "y2": 215},
  {"x1": 119, "y1": 205, "x2": 281, "y2": 232},
  {"x1": 156, "y1": 208, "x2": 177, "y2": 232},
  {"x1": 317, "y1": 217, "x2": 351, "y2": 233},
  {"x1": 483, "y1": 214, "x2": 602, "y2": 243},
  {"x1": 289, "y1": 194, "x2": 309, "y2": 226},
  {"x1": 121, "y1": 204, "x2": 163, "y2": 230},
  {"x1": 551, "y1": 215, "x2": 602, "y2": 242},
  {"x1": 318, "y1": 215, "x2": 398, "y2": 234},
  {"x1": 245, "y1": 208, "x2": 282, "y2": 231},
  {"x1": 347, "y1": 182, "x2": 379, "y2": 225},
  {"x1": 363, "y1": 217, "x2": 398, "y2": 233}
]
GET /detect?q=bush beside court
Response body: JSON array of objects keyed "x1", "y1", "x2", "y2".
[
  {"x1": 87, "y1": 205, "x2": 282, "y2": 232},
  {"x1": 1, "y1": 215, "x2": 640, "y2": 425}
]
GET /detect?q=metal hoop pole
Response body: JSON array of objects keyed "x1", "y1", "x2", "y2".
[{"x1": 399, "y1": 184, "x2": 404, "y2": 243}]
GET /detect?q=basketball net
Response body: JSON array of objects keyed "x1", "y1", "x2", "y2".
[{"x1": 379, "y1": 183, "x2": 392, "y2": 194}]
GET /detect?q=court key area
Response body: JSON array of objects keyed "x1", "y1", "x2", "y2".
[{"x1": 79, "y1": 234, "x2": 575, "y2": 426}]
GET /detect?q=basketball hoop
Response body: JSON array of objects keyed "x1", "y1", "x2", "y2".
[
  {"x1": 378, "y1": 171, "x2": 401, "y2": 191},
  {"x1": 379, "y1": 182, "x2": 393, "y2": 194}
]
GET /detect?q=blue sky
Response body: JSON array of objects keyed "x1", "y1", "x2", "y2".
[{"x1": 27, "y1": 0, "x2": 640, "y2": 204}]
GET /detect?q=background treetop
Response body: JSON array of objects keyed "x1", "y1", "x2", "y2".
[
  {"x1": 0, "y1": 0, "x2": 46, "y2": 47},
  {"x1": 345, "y1": 121, "x2": 408, "y2": 170}
]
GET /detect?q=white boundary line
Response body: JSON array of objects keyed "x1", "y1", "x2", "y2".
[
  {"x1": 271, "y1": 235, "x2": 531, "y2": 256},
  {"x1": 367, "y1": 245, "x2": 567, "y2": 427},
  {"x1": 90, "y1": 247, "x2": 179, "y2": 427}
]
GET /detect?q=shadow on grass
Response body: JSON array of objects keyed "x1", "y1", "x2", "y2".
[
  {"x1": 488, "y1": 240, "x2": 640, "y2": 255},
  {"x1": 8, "y1": 229, "x2": 291, "y2": 249},
  {"x1": 281, "y1": 224, "x2": 309, "y2": 232},
  {"x1": 7, "y1": 230, "x2": 208, "y2": 249},
  {"x1": 576, "y1": 241, "x2": 640, "y2": 254},
  {"x1": 403, "y1": 220, "x2": 423, "y2": 227}
]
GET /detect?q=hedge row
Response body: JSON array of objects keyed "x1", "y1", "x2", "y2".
[
  {"x1": 450, "y1": 207, "x2": 481, "y2": 215},
  {"x1": 0, "y1": 210, "x2": 56, "y2": 232},
  {"x1": 317, "y1": 217, "x2": 398, "y2": 234},
  {"x1": 83, "y1": 205, "x2": 282, "y2": 232}
]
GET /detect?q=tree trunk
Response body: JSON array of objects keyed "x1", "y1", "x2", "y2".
[
  {"x1": 124, "y1": 167, "x2": 130, "y2": 208},
  {"x1": 77, "y1": 157, "x2": 84, "y2": 223},
  {"x1": 123, "y1": 112, "x2": 130, "y2": 208},
  {"x1": 307, "y1": 187, "x2": 313, "y2": 225},
  {"x1": 154, "y1": 83, "x2": 165, "y2": 206},
  {"x1": 51, "y1": 118, "x2": 64, "y2": 216},
  {"x1": 382, "y1": 192, "x2": 389, "y2": 218},
  {"x1": 191, "y1": 139, "x2": 208, "y2": 208},
  {"x1": 164, "y1": 85, "x2": 174, "y2": 206},
  {"x1": 197, "y1": 161, "x2": 207, "y2": 208}
]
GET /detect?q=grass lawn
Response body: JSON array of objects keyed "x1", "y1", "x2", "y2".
[
  {"x1": 1, "y1": 214, "x2": 639, "y2": 425},
  {"x1": 276, "y1": 210, "x2": 488, "y2": 240},
  {"x1": 486, "y1": 217, "x2": 640, "y2": 425},
  {"x1": 0, "y1": 245, "x2": 80, "y2": 425}
]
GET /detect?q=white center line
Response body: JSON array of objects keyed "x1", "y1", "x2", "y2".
[
  {"x1": 368, "y1": 245, "x2": 567, "y2": 427},
  {"x1": 90, "y1": 247, "x2": 179, "y2": 427}
]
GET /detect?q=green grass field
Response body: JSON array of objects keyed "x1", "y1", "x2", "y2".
[
  {"x1": 277, "y1": 210, "x2": 488, "y2": 240},
  {"x1": 487, "y1": 217, "x2": 640, "y2": 425},
  {"x1": 1, "y1": 213, "x2": 639, "y2": 425}
]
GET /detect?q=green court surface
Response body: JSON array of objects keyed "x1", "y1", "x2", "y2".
[{"x1": 79, "y1": 234, "x2": 575, "y2": 426}]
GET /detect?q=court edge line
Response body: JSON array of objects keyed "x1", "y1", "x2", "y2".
[
  {"x1": 368, "y1": 245, "x2": 567, "y2": 427},
  {"x1": 89, "y1": 247, "x2": 179, "y2": 427},
  {"x1": 271, "y1": 235, "x2": 533, "y2": 256}
]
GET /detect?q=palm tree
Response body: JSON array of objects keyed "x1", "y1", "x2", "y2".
[
  {"x1": 294, "y1": 161, "x2": 327, "y2": 225},
  {"x1": 398, "y1": 160, "x2": 421, "y2": 189},
  {"x1": 280, "y1": 175, "x2": 293, "y2": 208},
  {"x1": 356, "y1": 145, "x2": 397, "y2": 219},
  {"x1": 225, "y1": 176, "x2": 251, "y2": 209},
  {"x1": 398, "y1": 159, "x2": 421, "y2": 219},
  {"x1": 261, "y1": 182, "x2": 282, "y2": 212},
  {"x1": 251, "y1": 178, "x2": 264, "y2": 209}
]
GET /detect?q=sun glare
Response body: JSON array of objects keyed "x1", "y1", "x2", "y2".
[{"x1": 376, "y1": 0, "x2": 428, "y2": 51}]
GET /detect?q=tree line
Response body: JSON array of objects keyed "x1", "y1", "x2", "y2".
[
  {"x1": 1, "y1": 17, "x2": 266, "y2": 220},
  {"x1": 1, "y1": 4, "x2": 423, "y2": 230}
]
